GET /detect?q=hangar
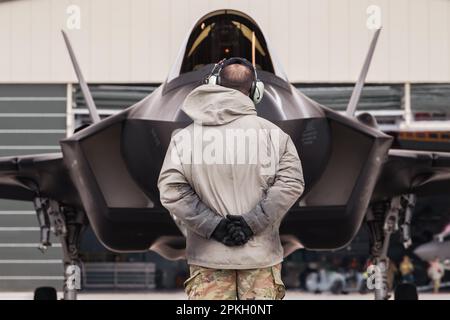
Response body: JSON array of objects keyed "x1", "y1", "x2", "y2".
[{"x1": 0, "y1": 0, "x2": 449, "y2": 294}]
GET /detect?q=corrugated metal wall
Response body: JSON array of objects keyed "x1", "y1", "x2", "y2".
[
  {"x1": 0, "y1": 0, "x2": 449, "y2": 83},
  {"x1": 0, "y1": 84, "x2": 65, "y2": 291}
]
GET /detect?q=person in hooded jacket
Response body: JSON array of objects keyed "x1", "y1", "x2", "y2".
[{"x1": 158, "y1": 58, "x2": 305, "y2": 300}]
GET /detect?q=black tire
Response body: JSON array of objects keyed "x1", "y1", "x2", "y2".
[
  {"x1": 34, "y1": 287, "x2": 57, "y2": 300},
  {"x1": 359, "y1": 284, "x2": 369, "y2": 294},
  {"x1": 394, "y1": 283, "x2": 418, "y2": 300},
  {"x1": 330, "y1": 281, "x2": 344, "y2": 295}
]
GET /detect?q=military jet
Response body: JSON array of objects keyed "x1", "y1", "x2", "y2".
[
  {"x1": 1, "y1": 9, "x2": 450, "y2": 300},
  {"x1": 414, "y1": 225, "x2": 450, "y2": 262},
  {"x1": 415, "y1": 240, "x2": 450, "y2": 263},
  {"x1": 413, "y1": 226, "x2": 450, "y2": 294}
]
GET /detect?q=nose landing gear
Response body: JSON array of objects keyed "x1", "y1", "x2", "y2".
[
  {"x1": 366, "y1": 195, "x2": 418, "y2": 300},
  {"x1": 33, "y1": 196, "x2": 86, "y2": 300}
]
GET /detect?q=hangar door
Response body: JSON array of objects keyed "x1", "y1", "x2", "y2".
[{"x1": 0, "y1": 84, "x2": 66, "y2": 291}]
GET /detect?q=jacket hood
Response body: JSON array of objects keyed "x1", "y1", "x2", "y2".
[{"x1": 181, "y1": 84, "x2": 256, "y2": 125}]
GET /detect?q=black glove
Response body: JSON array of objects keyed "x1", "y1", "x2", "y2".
[
  {"x1": 212, "y1": 217, "x2": 254, "y2": 247},
  {"x1": 211, "y1": 219, "x2": 230, "y2": 244},
  {"x1": 225, "y1": 221, "x2": 248, "y2": 246},
  {"x1": 227, "y1": 215, "x2": 254, "y2": 241},
  {"x1": 211, "y1": 218, "x2": 248, "y2": 246}
]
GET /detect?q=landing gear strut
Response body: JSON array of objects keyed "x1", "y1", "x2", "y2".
[
  {"x1": 366, "y1": 194, "x2": 416, "y2": 300},
  {"x1": 33, "y1": 196, "x2": 86, "y2": 300}
]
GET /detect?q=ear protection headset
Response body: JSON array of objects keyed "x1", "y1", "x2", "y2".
[{"x1": 205, "y1": 57, "x2": 265, "y2": 104}]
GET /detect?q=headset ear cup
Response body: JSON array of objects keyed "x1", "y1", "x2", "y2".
[
  {"x1": 253, "y1": 81, "x2": 264, "y2": 104},
  {"x1": 207, "y1": 75, "x2": 218, "y2": 85},
  {"x1": 250, "y1": 81, "x2": 256, "y2": 99}
]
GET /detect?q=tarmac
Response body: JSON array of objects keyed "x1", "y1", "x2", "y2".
[{"x1": 0, "y1": 290, "x2": 449, "y2": 300}]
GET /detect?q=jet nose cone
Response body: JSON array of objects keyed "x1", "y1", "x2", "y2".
[{"x1": 414, "y1": 242, "x2": 437, "y2": 261}]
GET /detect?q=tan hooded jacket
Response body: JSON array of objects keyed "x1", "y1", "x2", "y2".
[{"x1": 157, "y1": 84, "x2": 304, "y2": 269}]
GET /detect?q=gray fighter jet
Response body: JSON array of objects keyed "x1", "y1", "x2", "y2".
[
  {"x1": 415, "y1": 240, "x2": 450, "y2": 262},
  {"x1": 1, "y1": 9, "x2": 450, "y2": 300},
  {"x1": 415, "y1": 226, "x2": 450, "y2": 262}
]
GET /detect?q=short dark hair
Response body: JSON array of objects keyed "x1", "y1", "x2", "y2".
[{"x1": 220, "y1": 63, "x2": 255, "y2": 96}]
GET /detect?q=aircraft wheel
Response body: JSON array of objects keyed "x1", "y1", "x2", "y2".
[
  {"x1": 394, "y1": 283, "x2": 418, "y2": 300},
  {"x1": 358, "y1": 283, "x2": 369, "y2": 294},
  {"x1": 330, "y1": 281, "x2": 344, "y2": 295},
  {"x1": 34, "y1": 287, "x2": 57, "y2": 300}
]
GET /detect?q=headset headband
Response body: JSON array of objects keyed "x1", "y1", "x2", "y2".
[
  {"x1": 205, "y1": 57, "x2": 264, "y2": 104},
  {"x1": 211, "y1": 57, "x2": 258, "y2": 81}
]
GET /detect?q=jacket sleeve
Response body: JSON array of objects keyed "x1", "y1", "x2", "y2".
[
  {"x1": 158, "y1": 139, "x2": 222, "y2": 239},
  {"x1": 242, "y1": 135, "x2": 305, "y2": 234}
]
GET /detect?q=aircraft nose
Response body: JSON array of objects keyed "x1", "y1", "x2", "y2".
[{"x1": 414, "y1": 242, "x2": 436, "y2": 261}]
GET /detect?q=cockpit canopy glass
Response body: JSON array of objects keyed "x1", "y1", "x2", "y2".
[{"x1": 180, "y1": 13, "x2": 274, "y2": 74}]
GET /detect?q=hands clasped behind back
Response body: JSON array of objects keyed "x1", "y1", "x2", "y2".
[{"x1": 211, "y1": 215, "x2": 254, "y2": 246}]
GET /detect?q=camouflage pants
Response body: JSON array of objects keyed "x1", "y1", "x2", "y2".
[{"x1": 184, "y1": 263, "x2": 285, "y2": 300}]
